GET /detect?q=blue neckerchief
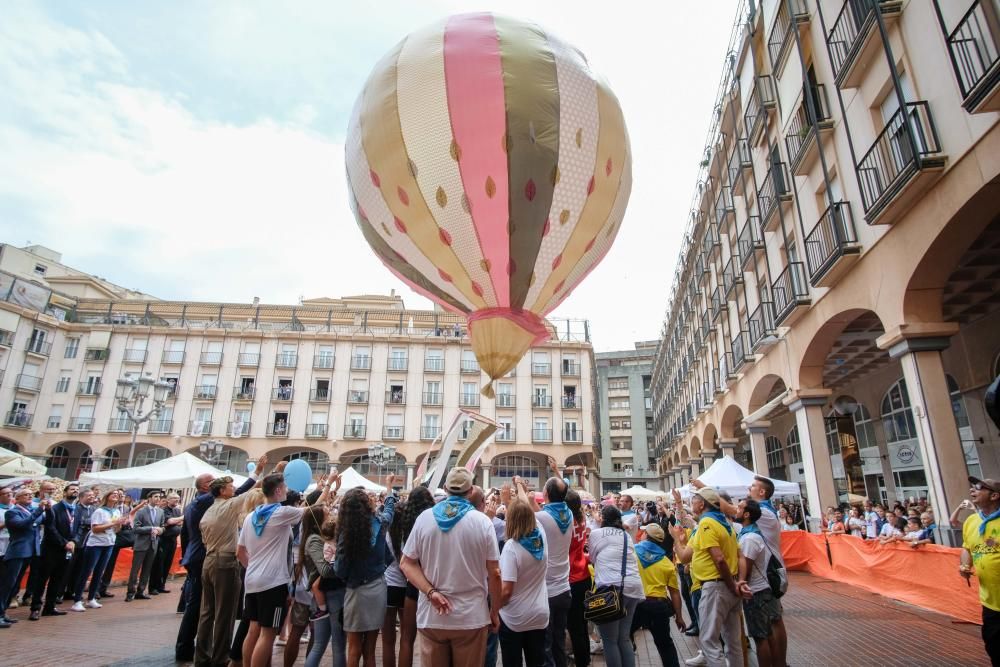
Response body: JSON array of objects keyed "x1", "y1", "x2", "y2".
[
  {"x1": 740, "y1": 522, "x2": 762, "y2": 537},
  {"x1": 517, "y1": 528, "x2": 545, "y2": 560},
  {"x1": 701, "y1": 510, "x2": 733, "y2": 535},
  {"x1": 979, "y1": 509, "x2": 1000, "y2": 536},
  {"x1": 251, "y1": 503, "x2": 281, "y2": 537},
  {"x1": 760, "y1": 500, "x2": 778, "y2": 518},
  {"x1": 432, "y1": 496, "x2": 474, "y2": 532},
  {"x1": 542, "y1": 502, "x2": 572, "y2": 534},
  {"x1": 634, "y1": 540, "x2": 666, "y2": 568},
  {"x1": 621, "y1": 510, "x2": 635, "y2": 517}
]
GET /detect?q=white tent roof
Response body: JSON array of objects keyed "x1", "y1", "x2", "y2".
[
  {"x1": 677, "y1": 456, "x2": 800, "y2": 500},
  {"x1": 79, "y1": 452, "x2": 247, "y2": 489},
  {"x1": 0, "y1": 451, "x2": 48, "y2": 479},
  {"x1": 0, "y1": 446, "x2": 26, "y2": 467},
  {"x1": 336, "y1": 466, "x2": 386, "y2": 493},
  {"x1": 619, "y1": 484, "x2": 663, "y2": 501}
]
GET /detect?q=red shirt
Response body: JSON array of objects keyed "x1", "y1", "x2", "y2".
[{"x1": 569, "y1": 521, "x2": 590, "y2": 583}]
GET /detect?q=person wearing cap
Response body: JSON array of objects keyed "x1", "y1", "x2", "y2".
[
  {"x1": 630, "y1": 522, "x2": 685, "y2": 667},
  {"x1": 670, "y1": 486, "x2": 746, "y2": 667},
  {"x1": 400, "y1": 467, "x2": 501, "y2": 666},
  {"x1": 961, "y1": 476, "x2": 1000, "y2": 664}
]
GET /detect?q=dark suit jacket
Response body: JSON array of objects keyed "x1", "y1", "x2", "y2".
[
  {"x1": 72, "y1": 504, "x2": 96, "y2": 546},
  {"x1": 3, "y1": 504, "x2": 45, "y2": 560},
  {"x1": 43, "y1": 500, "x2": 77, "y2": 551},
  {"x1": 132, "y1": 505, "x2": 165, "y2": 552}
]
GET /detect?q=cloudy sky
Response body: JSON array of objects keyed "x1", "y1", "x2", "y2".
[{"x1": 0, "y1": 0, "x2": 737, "y2": 352}]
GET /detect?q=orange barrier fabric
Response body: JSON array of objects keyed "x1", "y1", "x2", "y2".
[
  {"x1": 109, "y1": 539, "x2": 186, "y2": 585},
  {"x1": 780, "y1": 530, "x2": 982, "y2": 625}
]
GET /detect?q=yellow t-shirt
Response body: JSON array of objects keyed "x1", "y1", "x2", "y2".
[
  {"x1": 688, "y1": 515, "x2": 739, "y2": 588},
  {"x1": 636, "y1": 553, "x2": 679, "y2": 598},
  {"x1": 963, "y1": 513, "x2": 1000, "y2": 611}
]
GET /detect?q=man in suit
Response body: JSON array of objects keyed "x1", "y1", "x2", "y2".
[
  {"x1": 0, "y1": 488, "x2": 49, "y2": 628},
  {"x1": 64, "y1": 488, "x2": 97, "y2": 601},
  {"x1": 27, "y1": 482, "x2": 79, "y2": 619},
  {"x1": 127, "y1": 490, "x2": 164, "y2": 601},
  {"x1": 150, "y1": 492, "x2": 183, "y2": 595}
]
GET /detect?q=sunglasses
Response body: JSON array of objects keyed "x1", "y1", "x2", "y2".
[{"x1": 973, "y1": 482, "x2": 999, "y2": 493}]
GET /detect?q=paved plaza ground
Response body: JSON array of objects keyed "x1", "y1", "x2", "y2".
[{"x1": 0, "y1": 572, "x2": 989, "y2": 666}]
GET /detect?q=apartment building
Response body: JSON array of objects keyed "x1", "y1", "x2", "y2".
[
  {"x1": 651, "y1": 0, "x2": 1000, "y2": 540},
  {"x1": 594, "y1": 342, "x2": 657, "y2": 494},
  {"x1": 0, "y1": 246, "x2": 597, "y2": 491}
]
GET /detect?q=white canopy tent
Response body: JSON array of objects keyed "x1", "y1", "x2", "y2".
[
  {"x1": 0, "y1": 451, "x2": 48, "y2": 479},
  {"x1": 619, "y1": 484, "x2": 663, "y2": 501},
  {"x1": 675, "y1": 456, "x2": 800, "y2": 500},
  {"x1": 0, "y1": 446, "x2": 27, "y2": 467},
  {"x1": 336, "y1": 466, "x2": 387, "y2": 493},
  {"x1": 79, "y1": 452, "x2": 248, "y2": 489}
]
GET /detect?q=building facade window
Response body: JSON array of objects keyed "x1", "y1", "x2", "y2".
[
  {"x1": 787, "y1": 426, "x2": 802, "y2": 464},
  {"x1": 765, "y1": 435, "x2": 783, "y2": 471},
  {"x1": 492, "y1": 454, "x2": 540, "y2": 483},
  {"x1": 880, "y1": 379, "x2": 917, "y2": 444}
]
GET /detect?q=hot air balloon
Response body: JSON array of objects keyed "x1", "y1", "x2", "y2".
[{"x1": 346, "y1": 12, "x2": 631, "y2": 395}]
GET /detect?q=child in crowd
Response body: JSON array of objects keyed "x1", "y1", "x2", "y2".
[
  {"x1": 309, "y1": 518, "x2": 338, "y2": 621},
  {"x1": 847, "y1": 508, "x2": 866, "y2": 538}
]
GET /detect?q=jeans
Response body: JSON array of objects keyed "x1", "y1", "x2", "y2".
[
  {"x1": 544, "y1": 590, "x2": 571, "y2": 667},
  {"x1": 597, "y1": 596, "x2": 640, "y2": 667},
  {"x1": 630, "y1": 599, "x2": 679, "y2": 667},
  {"x1": 486, "y1": 628, "x2": 499, "y2": 667},
  {"x1": 305, "y1": 588, "x2": 346, "y2": 667},
  {"x1": 500, "y1": 620, "x2": 547, "y2": 667},
  {"x1": 697, "y1": 581, "x2": 743, "y2": 667},
  {"x1": 0, "y1": 556, "x2": 31, "y2": 616},
  {"x1": 568, "y1": 578, "x2": 592, "y2": 667},
  {"x1": 74, "y1": 545, "x2": 112, "y2": 602}
]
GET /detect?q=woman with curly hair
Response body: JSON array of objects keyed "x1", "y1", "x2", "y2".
[
  {"x1": 334, "y1": 475, "x2": 399, "y2": 667},
  {"x1": 386, "y1": 486, "x2": 435, "y2": 667}
]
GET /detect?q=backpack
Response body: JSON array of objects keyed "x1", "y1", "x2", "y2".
[{"x1": 749, "y1": 534, "x2": 788, "y2": 599}]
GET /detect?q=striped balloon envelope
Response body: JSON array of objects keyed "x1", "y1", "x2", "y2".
[{"x1": 346, "y1": 12, "x2": 631, "y2": 395}]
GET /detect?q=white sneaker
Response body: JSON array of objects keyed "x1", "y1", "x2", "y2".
[
  {"x1": 275, "y1": 638, "x2": 287, "y2": 647},
  {"x1": 684, "y1": 651, "x2": 708, "y2": 666},
  {"x1": 70, "y1": 602, "x2": 86, "y2": 612},
  {"x1": 85, "y1": 599, "x2": 102, "y2": 609},
  {"x1": 8, "y1": 598, "x2": 18, "y2": 609}
]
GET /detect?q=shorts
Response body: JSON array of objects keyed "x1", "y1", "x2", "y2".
[
  {"x1": 743, "y1": 589, "x2": 782, "y2": 640},
  {"x1": 405, "y1": 582, "x2": 419, "y2": 601},
  {"x1": 289, "y1": 600, "x2": 311, "y2": 628},
  {"x1": 243, "y1": 583, "x2": 290, "y2": 629},
  {"x1": 387, "y1": 585, "x2": 406, "y2": 608}
]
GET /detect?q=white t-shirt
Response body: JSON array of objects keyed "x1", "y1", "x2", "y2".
[
  {"x1": 87, "y1": 507, "x2": 121, "y2": 547},
  {"x1": 737, "y1": 529, "x2": 770, "y2": 594},
  {"x1": 238, "y1": 506, "x2": 303, "y2": 594},
  {"x1": 499, "y1": 533, "x2": 550, "y2": 632},
  {"x1": 402, "y1": 508, "x2": 499, "y2": 630},
  {"x1": 879, "y1": 522, "x2": 901, "y2": 538},
  {"x1": 781, "y1": 522, "x2": 800, "y2": 532},
  {"x1": 535, "y1": 510, "x2": 572, "y2": 596},
  {"x1": 848, "y1": 517, "x2": 866, "y2": 537},
  {"x1": 587, "y1": 527, "x2": 644, "y2": 600},
  {"x1": 621, "y1": 511, "x2": 640, "y2": 541},
  {"x1": 864, "y1": 511, "x2": 879, "y2": 538},
  {"x1": 755, "y1": 504, "x2": 783, "y2": 565}
]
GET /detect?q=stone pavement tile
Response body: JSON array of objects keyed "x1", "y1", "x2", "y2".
[{"x1": 0, "y1": 571, "x2": 990, "y2": 666}]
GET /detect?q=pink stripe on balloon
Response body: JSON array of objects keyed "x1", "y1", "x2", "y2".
[
  {"x1": 444, "y1": 13, "x2": 510, "y2": 307},
  {"x1": 384, "y1": 262, "x2": 464, "y2": 315}
]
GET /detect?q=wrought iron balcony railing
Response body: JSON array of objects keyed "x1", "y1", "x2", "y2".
[
  {"x1": 772, "y1": 262, "x2": 811, "y2": 323},
  {"x1": 936, "y1": 0, "x2": 1000, "y2": 109},
  {"x1": 805, "y1": 201, "x2": 859, "y2": 282}
]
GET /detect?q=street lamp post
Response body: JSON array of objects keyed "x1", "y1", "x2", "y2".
[
  {"x1": 199, "y1": 438, "x2": 225, "y2": 466},
  {"x1": 116, "y1": 372, "x2": 173, "y2": 468},
  {"x1": 367, "y1": 442, "x2": 397, "y2": 488}
]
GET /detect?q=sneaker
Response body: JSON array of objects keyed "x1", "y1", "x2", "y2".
[
  {"x1": 589, "y1": 640, "x2": 603, "y2": 655},
  {"x1": 684, "y1": 651, "x2": 708, "y2": 666},
  {"x1": 300, "y1": 630, "x2": 310, "y2": 643},
  {"x1": 7, "y1": 598, "x2": 17, "y2": 609},
  {"x1": 70, "y1": 602, "x2": 86, "y2": 613},
  {"x1": 309, "y1": 608, "x2": 329, "y2": 622},
  {"x1": 85, "y1": 599, "x2": 102, "y2": 609},
  {"x1": 275, "y1": 637, "x2": 287, "y2": 647}
]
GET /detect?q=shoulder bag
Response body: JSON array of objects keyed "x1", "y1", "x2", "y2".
[{"x1": 584, "y1": 530, "x2": 629, "y2": 624}]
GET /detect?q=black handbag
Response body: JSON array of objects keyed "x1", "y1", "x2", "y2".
[{"x1": 583, "y1": 530, "x2": 629, "y2": 624}]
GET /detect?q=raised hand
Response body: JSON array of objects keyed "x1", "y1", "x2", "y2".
[
  {"x1": 274, "y1": 460, "x2": 288, "y2": 474},
  {"x1": 255, "y1": 455, "x2": 268, "y2": 474},
  {"x1": 385, "y1": 474, "x2": 397, "y2": 489},
  {"x1": 500, "y1": 484, "x2": 512, "y2": 507}
]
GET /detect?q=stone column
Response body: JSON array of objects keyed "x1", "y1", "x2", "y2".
[
  {"x1": 701, "y1": 449, "x2": 718, "y2": 471},
  {"x1": 718, "y1": 438, "x2": 739, "y2": 459},
  {"x1": 688, "y1": 458, "x2": 702, "y2": 480},
  {"x1": 679, "y1": 463, "x2": 691, "y2": 486},
  {"x1": 786, "y1": 390, "x2": 837, "y2": 532},
  {"x1": 480, "y1": 463, "x2": 491, "y2": 490},
  {"x1": 887, "y1": 335, "x2": 967, "y2": 546},
  {"x1": 746, "y1": 420, "x2": 772, "y2": 475},
  {"x1": 406, "y1": 463, "x2": 415, "y2": 489}
]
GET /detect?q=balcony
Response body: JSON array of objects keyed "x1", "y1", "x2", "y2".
[
  {"x1": 232, "y1": 387, "x2": 256, "y2": 401},
  {"x1": 720, "y1": 351, "x2": 739, "y2": 381},
  {"x1": 737, "y1": 216, "x2": 765, "y2": 268},
  {"x1": 562, "y1": 395, "x2": 581, "y2": 410},
  {"x1": 714, "y1": 186, "x2": 734, "y2": 228},
  {"x1": 313, "y1": 354, "x2": 335, "y2": 370},
  {"x1": 703, "y1": 221, "x2": 721, "y2": 258},
  {"x1": 748, "y1": 301, "x2": 778, "y2": 351},
  {"x1": 729, "y1": 139, "x2": 754, "y2": 195},
  {"x1": 758, "y1": 162, "x2": 793, "y2": 232},
  {"x1": 200, "y1": 351, "x2": 223, "y2": 366},
  {"x1": 701, "y1": 310, "x2": 715, "y2": 337},
  {"x1": 238, "y1": 352, "x2": 260, "y2": 367},
  {"x1": 744, "y1": 75, "x2": 777, "y2": 144},
  {"x1": 827, "y1": 0, "x2": 904, "y2": 88},
  {"x1": 532, "y1": 362, "x2": 551, "y2": 376},
  {"x1": 276, "y1": 353, "x2": 298, "y2": 368},
  {"x1": 712, "y1": 367, "x2": 726, "y2": 395},
  {"x1": 532, "y1": 429, "x2": 553, "y2": 443},
  {"x1": 731, "y1": 330, "x2": 754, "y2": 372},
  {"x1": 460, "y1": 392, "x2": 480, "y2": 407},
  {"x1": 804, "y1": 201, "x2": 861, "y2": 286},
  {"x1": 266, "y1": 422, "x2": 290, "y2": 437},
  {"x1": 148, "y1": 420, "x2": 173, "y2": 434},
  {"x1": 188, "y1": 420, "x2": 213, "y2": 436},
  {"x1": 348, "y1": 390, "x2": 369, "y2": 405},
  {"x1": 123, "y1": 349, "x2": 147, "y2": 364},
  {"x1": 310, "y1": 388, "x2": 332, "y2": 403},
  {"x1": 938, "y1": 0, "x2": 1000, "y2": 112},
  {"x1": 15, "y1": 374, "x2": 42, "y2": 392},
  {"x1": 4, "y1": 411, "x2": 32, "y2": 428},
  {"x1": 387, "y1": 357, "x2": 408, "y2": 372},
  {"x1": 420, "y1": 426, "x2": 442, "y2": 441},
  {"x1": 386, "y1": 390, "x2": 406, "y2": 405},
  {"x1": 422, "y1": 392, "x2": 443, "y2": 406},
  {"x1": 768, "y1": 0, "x2": 809, "y2": 74},
  {"x1": 496, "y1": 393, "x2": 516, "y2": 408},
  {"x1": 344, "y1": 424, "x2": 367, "y2": 439},
  {"x1": 563, "y1": 430, "x2": 583, "y2": 443},
  {"x1": 383, "y1": 425, "x2": 404, "y2": 440},
  {"x1": 161, "y1": 350, "x2": 185, "y2": 364},
  {"x1": 0, "y1": 330, "x2": 12, "y2": 347},
  {"x1": 856, "y1": 101, "x2": 945, "y2": 224},
  {"x1": 711, "y1": 286, "x2": 728, "y2": 322},
  {"x1": 495, "y1": 428, "x2": 516, "y2": 443},
  {"x1": 351, "y1": 355, "x2": 372, "y2": 371},
  {"x1": 424, "y1": 358, "x2": 445, "y2": 373},
  {"x1": 772, "y1": 262, "x2": 811, "y2": 325},
  {"x1": 194, "y1": 385, "x2": 218, "y2": 400},
  {"x1": 77, "y1": 381, "x2": 102, "y2": 396},
  {"x1": 84, "y1": 347, "x2": 109, "y2": 361},
  {"x1": 722, "y1": 258, "x2": 743, "y2": 296},
  {"x1": 271, "y1": 387, "x2": 294, "y2": 401},
  {"x1": 532, "y1": 395, "x2": 553, "y2": 409},
  {"x1": 63, "y1": 417, "x2": 91, "y2": 432},
  {"x1": 305, "y1": 423, "x2": 328, "y2": 438},
  {"x1": 694, "y1": 251, "x2": 707, "y2": 278},
  {"x1": 785, "y1": 84, "x2": 834, "y2": 175},
  {"x1": 108, "y1": 418, "x2": 131, "y2": 433},
  {"x1": 461, "y1": 359, "x2": 481, "y2": 374},
  {"x1": 26, "y1": 339, "x2": 52, "y2": 357},
  {"x1": 227, "y1": 422, "x2": 251, "y2": 437}
]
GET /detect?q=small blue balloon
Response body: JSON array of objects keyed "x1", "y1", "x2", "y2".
[
  {"x1": 247, "y1": 462, "x2": 256, "y2": 473},
  {"x1": 284, "y1": 459, "x2": 312, "y2": 493}
]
